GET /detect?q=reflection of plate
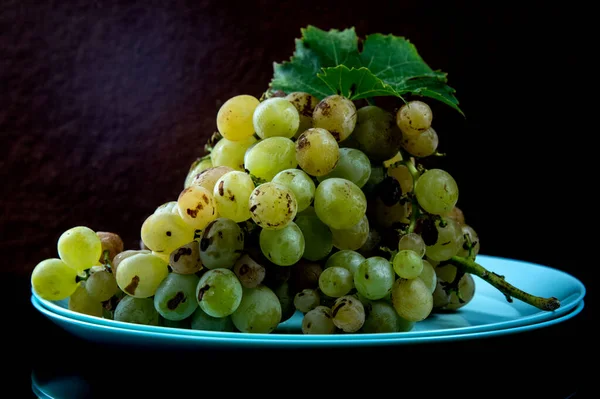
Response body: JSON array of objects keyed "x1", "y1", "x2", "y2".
[
  {"x1": 33, "y1": 255, "x2": 586, "y2": 340},
  {"x1": 31, "y1": 295, "x2": 584, "y2": 348}
]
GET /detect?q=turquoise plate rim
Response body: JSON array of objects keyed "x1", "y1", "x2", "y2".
[
  {"x1": 31, "y1": 294, "x2": 585, "y2": 347},
  {"x1": 32, "y1": 255, "x2": 586, "y2": 340}
]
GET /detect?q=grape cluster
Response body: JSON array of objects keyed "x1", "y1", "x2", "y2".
[{"x1": 31, "y1": 92, "x2": 481, "y2": 334}]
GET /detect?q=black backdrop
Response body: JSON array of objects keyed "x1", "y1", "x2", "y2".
[{"x1": 1, "y1": 1, "x2": 593, "y2": 397}]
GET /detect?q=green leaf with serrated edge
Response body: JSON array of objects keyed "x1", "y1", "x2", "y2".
[{"x1": 317, "y1": 66, "x2": 398, "y2": 99}]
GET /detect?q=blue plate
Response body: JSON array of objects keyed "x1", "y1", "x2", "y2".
[{"x1": 32, "y1": 255, "x2": 586, "y2": 340}]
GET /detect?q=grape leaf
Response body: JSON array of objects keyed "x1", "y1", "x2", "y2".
[{"x1": 271, "y1": 26, "x2": 462, "y2": 115}]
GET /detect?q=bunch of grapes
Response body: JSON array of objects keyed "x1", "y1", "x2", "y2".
[{"x1": 31, "y1": 91, "x2": 481, "y2": 334}]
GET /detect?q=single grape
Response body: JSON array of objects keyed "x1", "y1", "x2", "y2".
[
  {"x1": 184, "y1": 157, "x2": 213, "y2": 188},
  {"x1": 293, "y1": 288, "x2": 320, "y2": 313},
  {"x1": 331, "y1": 214, "x2": 370, "y2": 251},
  {"x1": 211, "y1": 136, "x2": 257, "y2": 171},
  {"x1": 31, "y1": 258, "x2": 79, "y2": 301},
  {"x1": 244, "y1": 137, "x2": 297, "y2": 181},
  {"x1": 352, "y1": 105, "x2": 402, "y2": 161},
  {"x1": 396, "y1": 100, "x2": 433, "y2": 137},
  {"x1": 325, "y1": 250, "x2": 365, "y2": 277},
  {"x1": 318, "y1": 266, "x2": 353, "y2": 298},
  {"x1": 391, "y1": 277, "x2": 433, "y2": 322},
  {"x1": 317, "y1": 148, "x2": 371, "y2": 188},
  {"x1": 140, "y1": 212, "x2": 195, "y2": 255},
  {"x1": 249, "y1": 182, "x2": 297, "y2": 230},
  {"x1": 331, "y1": 295, "x2": 365, "y2": 333},
  {"x1": 456, "y1": 224, "x2": 481, "y2": 258},
  {"x1": 212, "y1": 171, "x2": 255, "y2": 223},
  {"x1": 445, "y1": 206, "x2": 466, "y2": 225},
  {"x1": 302, "y1": 306, "x2": 336, "y2": 334},
  {"x1": 285, "y1": 92, "x2": 318, "y2": 138},
  {"x1": 217, "y1": 94, "x2": 260, "y2": 141},
  {"x1": 231, "y1": 285, "x2": 282, "y2": 333},
  {"x1": 419, "y1": 259, "x2": 437, "y2": 294},
  {"x1": 398, "y1": 233, "x2": 426, "y2": 258},
  {"x1": 414, "y1": 169, "x2": 459, "y2": 215},
  {"x1": 177, "y1": 185, "x2": 218, "y2": 231},
  {"x1": 253, "y1": 97, "x2": 300, "y2": 139},
  {"x1": 354, "y1": 256, "x2": 395, "y2": 300},
  {"x1": 401, "y1": 127, "x2": 439, "y2": 157},
  {"x1": 199, "y1": 218, "x2": 244, "y2": 269},
  {"x1": 312, "y1": 95, "x2": 357, "y2": 142},
  {"x1": 96, "y1": 232, "x2": 124, "y2": 263},
  {"x1": 190, "y1": 307, "x2": 235, "y2": 332},
  {"x1": 393, "y1": 250, "x2": 424, "y2": 279},
  {"x1": 169, "y1": 241, "x2": 202, "y2": 275},
  {"x1": 114, "y1": 296, "x2": 159, "y2": 326},
  {"x1": 259, "y1": 221, "x2": 305, "y2": 266},
  {"x1": 295, "y1": 128, "x2": 340, "y2": 176},
  {"x1": 57, "y1": 226, "x2": 103, "y2": 273},
  {"x1": 233, "y1": 254, "x2": 266, "y2": 288},
  {"x1": 271, "y1": 169, "x2": 315, "y2": 212},
  {"x1": 196, "y1": 268, "x2": 243, "y2": 318},
  {"x1": 190, "y1": 166, "x2": 235, "y2": 193},
  {"x1": 294, "y1": 211, "x2": 333, "y2": 261},
  {"x1": 112, "y1": 250, "x2": 150, "y2": 276},
  {"x1": 361, "y1": 301, "x2": 415, "y2": 333},
  {"x1": 85, "y1": 266, "x2": 118, "y2": 302},
  {"x1": 314, "y1": 178, "x2": 366, "y2": 230},
  {"x1": 154, "y1": 201, "x2": 179, "y2": 215},
  {"x1": 154, "y1": 273, "x2": 200, "y2": 321},
  {"x1": 387, "y1": 164, "x2": 414, "y2": 194},
  {"x1": 116, "y1": 253, "x2": 169, "y2": 298},
  {"x1": 425, "y1": 217, "x2": 463, "y2": 262},
  {"x1": 68, "y1": 282, "x2": 103, "y2": 317}
]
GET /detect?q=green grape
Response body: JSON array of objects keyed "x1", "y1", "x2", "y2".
[
  {"x1": 68, "y1": 282, "x2": 103, "y2": 317},
  {"x1": 331, "y1": 214, "x2": 369, "y2": 251},
  {"x1": 211, "y1": 136, "x2": 257, "y2": 171},
  {"x1": 391, "y1": 277, "x2": 433, "y2": 322},
  {"x1": 273, "y1": 281, "x2": 296, "y2": 323},
  {"x1": 331, "y1": 295, "x2": 365, "y2": 333},
  {"x1": 317, "y1": 148, "x2": 371, "y2": 188},
  {"x1": 249, "y1": 182, "x2": 297, "y2": 230},
  {"x1": 116, "y1": 253, "x2": 169, "y2": 298},
  {"x1": 312, "y1": 95, "x2": 357, "y2": 142},
  {"x1": 295, "y1": 128, "x2": 340, "y2": 176},
  {"x1": 371, "y1": 197, "x2": 411, "y2": 228},
  {"x1": 141, "y1": 211, "x2": 195, "y2": 255},
  {"x1": 293, "y1": 288, "x2": 320, "y2": 313},
  {"x1": 160, "y1": 316, "x2": 191, "y2": 329},
  {"x1": 425, "y1": 217, "x2": 463, "y2": 262},
  {"x1": 154, "y1": 273, "x2": 200, "y2": 321},
  {"x1": 169, "y1": 241, "x2": 202, "y2": 275},
  {"x1": 233, "y1": 254, "x2": 266, "y2": 288},
  {"x1": 325, "y1": 250, "x2": 365, "y2": 277},
  {"x1": 318, "y1": 266, "x2": 353, "y2": 298},
  {"x1": 213, "y1": 171, "x2": 255, "y2": 222},
  {"x1": 199, "y1": 218, "x2": 244, "y2": 269},
  {"x1": 57, "y1": 226, "x2": 103, "y2": 273},
  {"x1": 184, "y1": 157, "x2": 213, "y2": 188},
  {"x1": 244, "y1": 137, "x2": 297, "y2": 181},
  {"x1": 190, "y1": 166, "x2": 235, "y2": 193},
  {"x1": 231, "y1": 285, "x2": 282, "y2": 333},
  {"x1": 314, "y1": 178, "x2": 366, "y2": 230},
  {"x1": 302, "y1": 306, "x2": 336, "y2": 334},
  {"x1": 112, "y1": 250, "x2": 150, "y2": 276},
  {"x1": 393, "y1": 250, "x2": 424, "y2": 279},
  {"x1": 114, "y1": 296, "x2": 159, "y2": 326},
  {"x1": 190, "y1": 307, "x2": 235, "y2": 332},
  {"x1": 217, "y1": 94, "x2": 260, "y2": 141},
  {"x1": 285, "y1": 92, "x2": 318, "y2": 138},
  {"x1": 435, "y1": 264, "x2": 476, "y2": 310},
  {"x1": 31, "y1": 258, "x2": 79, "y2": 301},
  {"x1": 456, "y1": 224, "x2": 481, "y2": 258},
  {"x1": 388, "y1": 163, "x2": 414, "y2": 194},
  {"x1": 259, "y1": 221, "x2": 305, "y2": 266},
  {"x1": 352, "y1": 105, "x2": 402, "y2": 161},
  {"x1": 85, "y1": 266, "x2": 118, "y2": 302},
  {"x1": 154, "y1": 201, "x2": 179, "y2": 215},
  {"x1": 196, "y1": 268, "x2": 243, "y2": 317},
  {"x1": 419, "y1": 259, "x2": 437, "y2": 294},
  {"x1": 396, "y1": 100, "x2": 433, "y2": 137},
  {"x1": 294, "y1": 211, "x2": 333, "y2": 261},
  {"x1": 414, "y1": 169, "x2": 459, "y2": 215},
  {"x1": 398, "y1": 233, "x2": 426, "y2": 258},
  {"x1": 362, "y1": 301, "x2": 415, "y2": 333},
  {"x1": 253, "y1": 97, "x2": 300, "y2": 139},
  {"x1": 271, "y1": 169, "x2": 315, "y2": 212},
  {"x1": 177, "y1": 185, "x2": 218, "y2": 231},
  {"x1": 401, "y1": 127, "x2": 439, "y2": 157},
  {"x1": 354, "y1": 257, "x2": 395, "y2": 300}
]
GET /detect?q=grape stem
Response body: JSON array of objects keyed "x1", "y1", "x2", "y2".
[{"x1": 447, "y1": 256, "x2": 561, "y2": 311}]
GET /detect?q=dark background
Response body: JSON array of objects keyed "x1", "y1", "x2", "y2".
[{"x1": 1, "y1": 0, "x2": 593, "y2": 397}]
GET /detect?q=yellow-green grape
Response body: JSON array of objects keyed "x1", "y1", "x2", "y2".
[
  {"x1": 419, "y1": 259, "x2": 437, "y2": 294},
  {"x1": 331, "y1": 295, "x2": 365, "y2": 333},
  {"x1": 285, "y1": 92, "x2": 319, "y2": 138},
  {"x1": 190, "y1": 166, "x2": 235, "y2": 193},
  {"x1": 314, "y1": 178, "x2": 366, "y2": 230},
  {"x1": 140, "y1": 212, "x2": 194, "y2": 257},
  {"x1": 401, "y1": 127, "x2": 439, "y2": 157},
  {"x1": 253, "y1": 97, "x2": 300, "y2": 139},
  {"x1": 116, "y1": 253, "x2": 169, "y2": 298},
  {"x1": 331, "y1": 214, "x2": 369, "y2": 251},
  {"x1": 387, "y1": 164, "x2": 413, "y2": 194},
  {"x1": 396, "y1": 100, "x2": 433, "y2": 137},
  {"x1": 414, "y1": 169, "x2": 459, "y2": 215},
  {"x1": 302, "y1": 306, "x2": 336, "y2": 334},
  {"x1": 113, "y1": 250, "x2": 150, "y2": 275},
  {"x1": 317, "y1": 148, "x2": 372, "y2": 188},
  {"x1": 318, "y1": 267, "x2": 353, "y2": 297},
  {"x1": 177, "y1": 185, "x2": 218, "y2": 230},
  {"x1": 244, "y1": 137, "x2": 297, "y2": 181},
  {"x1": 361, "y1": 301, "x2": 415, "y2": 333},
  {"x1": 425, "y1": 217, "x2": 463, "y2": 262},
  {"x1": 271, "y1": 169, "x2": 315, "y2": 212},
  {"x1": 184, "y1": 157, "x2": 213, "y2": 188},
  {"x1": 456, "y1": 224, "x2": 481, "y2": 258},
  {"x1": 324, "y1": 250, "x2": 365, "y2": 277},
  {"x1": 354, "y1": 256, "x2": 395, "y2": 300},
  {"x1": 294, "y1": 210, "x2": 333, "y2": 262},
  {"x1": 154, "y1": 201, "x2": 178, "y2": 215},
  {"x1": 249, "y1": 182, "x2": 297, "y2": 230},
  {"x1": 213, "y1": 171, "x2": 255, "y2": 222},
  {"x1": 231, "y1": 285, "x2": 282, "y2": 333},
  {"x1": 31, "y1": 258, "x2": 79, "y2": 301},
  {"x1": 211, "y1": 136, "x2": 257, "y2": 171},
  {"x1": 391, "y1": 277, "x2": 433, "y2": 322},
  {"x1": 216, "y1": 94, "x2": 260, "y2": 141},
  {"x1": 85, "y1": 266, "x2": 118, "y2": 302},
  {"x1": 68, "y1": 282, "x2": 103, "y2": 317},
  {"x1": 196, "y1": 268, "x2": 243, "y2": 317},
  {"x1": 57, "y1": 226, "x2": 103, "y2": 273},
  {"x1": 392, "y1": 250, "x2": 424, "y2": 279},
  {"x1": 259, "y1": 222, "x2": 305, "y2": 266},
  {"x1": 312, "y1": 95, "x2": 357, "y2": 142},
  {"x1": 352, "y1": 105, "x2": 402, "y2": 161},
  {"x1": 293, "y1": 289, "x2": 320, "y2": 313},
  {"x1": 295, "y1": 128, "x2": 340, "y2": 177},
  {"x1": 398, "y1": 233, "x2": 426, "y2": 258}
]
